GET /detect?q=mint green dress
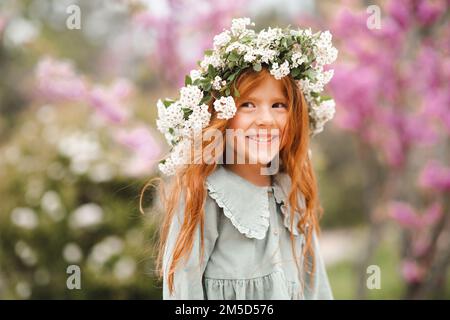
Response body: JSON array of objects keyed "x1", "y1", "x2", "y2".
[{"x1": 162, "y1": 164, "x2": 333, "y2": 300}]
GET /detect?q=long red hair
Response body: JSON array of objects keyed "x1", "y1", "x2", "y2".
[{"x1": 140, "y1": 66, "x2": 323, "y2": 296}]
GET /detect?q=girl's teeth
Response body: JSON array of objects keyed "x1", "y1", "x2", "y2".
[{"x1": 247, "y1": 136, "x2": 276, "y2": 142}]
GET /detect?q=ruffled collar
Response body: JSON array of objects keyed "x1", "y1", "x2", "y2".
[{"x1": 205, "y1": 165, "x2": 305, "y2": 239}]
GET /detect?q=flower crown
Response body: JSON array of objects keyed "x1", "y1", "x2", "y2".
[{"x1": 156, "y1": 18, "x2": 338, "y2": 176}]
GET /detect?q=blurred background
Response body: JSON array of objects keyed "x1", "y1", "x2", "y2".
[{"x1": 0, "y1": 0, "x2": 449, "y2": 299}]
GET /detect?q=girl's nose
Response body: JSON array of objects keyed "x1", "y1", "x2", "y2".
[{"x1": 254, "y1": 105, "x2": 276, "y2": 126}]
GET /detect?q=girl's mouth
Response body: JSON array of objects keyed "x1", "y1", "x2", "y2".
[{"x1": 245, "y1": 135, "x2": 278, "y2": 144}]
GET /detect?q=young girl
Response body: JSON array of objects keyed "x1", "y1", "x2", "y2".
[{"x1": 146, "y1": 18, "x2": 337, "y2": 300}]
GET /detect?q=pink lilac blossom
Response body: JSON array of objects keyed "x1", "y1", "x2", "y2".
[
  {"x1": 88, "y1": 79, "x2": 133, "y2": 124},
  {"x1": 330, "y1": 2, "x2": 448, "y2": 169},
  {"x1": 419, "y1": 160, "x2": 450, "y2": 192},
  {"x1": 114, "y1": 126, "x2": 162, "y2": 176},
  {"x1": 35, "y1": 56, "x2": 88, "y2": 102},
  {"x1": 132, "y1": 0, "x2": 245, "y2": 85},
  {"x1": 389, "y1": 201, "x2": 423, "y2": 229},
  {"x1": 389, "y1": 201, "x2": 444, "y2": 229},
  {"x1": 401, "y1": 259, "x2": 424, "y2": 283},
  {"x1": 416, "y1": 44, "x2": 450, "y2": 134}
]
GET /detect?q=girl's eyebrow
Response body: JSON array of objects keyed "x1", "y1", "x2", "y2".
[{"x1": 241, "y1": 95, "x2": 287, "y2": 102}]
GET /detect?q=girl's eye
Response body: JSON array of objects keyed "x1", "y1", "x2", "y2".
[
  {"x1": 240, "y1": 102, "x2": 256, "y2": 108},
  {"x1": 273, "y1": 102, "x2": 287, "y2": 109}
]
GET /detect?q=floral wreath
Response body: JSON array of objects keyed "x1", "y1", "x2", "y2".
[{"x1": 156, "y1": 18, "x2": 338, "y2": 175}]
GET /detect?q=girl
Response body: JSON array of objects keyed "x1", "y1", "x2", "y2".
[{"x1": 144, "y1": 18, "x2": 337, "y2": 300}]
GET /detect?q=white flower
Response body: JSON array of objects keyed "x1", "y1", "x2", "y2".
[
  {"x1": 57, "y1": 131, "x2": 101, "y2": 174},
  {"x1": 159, "y1": 139, "x2": 192, "y2": 175},
  {"x1": 244, "y1": 49, "x2": 257, "y2": 62},
  {"x1": 230, "y1": 17, "x2": 253, "y2": 36},
  {"x1": 156, "y1": 100, "x2": 185, "y2": 146},
  {"x1": 298, "y1": 69, "x2": 334, "y2": 94},
  {"x1": 302, "y1": 28, "x2": 313, "y2": 37},
  {"x1": 165, "y1": 101, "x2": 184, "y2": 126},
  {"x1": 255, "y1": 48, "x2": 277, "y2": 63},
  {"x1": 213, "y1": 30, "x2": 231, "y2": 49},
  {"x1": 309, "y1": 99, "x2": 336, "y2": 135},
  {"x1": 88, "y1": 236, "x2": 124, "y2": 267},
  {"x1": 69, "y1": 203, "x2": 103, "y2": 229},
  {"x1": 212, "y1": 76, "x2": 224, "y2": 90},
  {"x1": 189, "y1": 69, "x2": 202, "y2": 81},
  {"x1": 316, "y1": 69, "x2": 334, "y2": 87},
  {"x1": 315, "y1": 99, "x2": 335, "y2": 121},
  {"x1": 156, "y1": 100, "x2": 184, "y2": 133},
  {"x1": 213, "y1": 96, "x2": 237, "y2": 119},
  {"x1": 298, "y1": 77, "x2": 322, "y2": 93},
  {"x1": 200, "y1": 52, "x2": 223, "y2": 72},
  {"x1": 11, "y1": 207, "x2": 38, "y2": 230},
  {"x1": 318, "y1": 30, "x2": 333, "y2": 45},
  {"x1": 63, "y1": 243, "x2": 83, "y2": 263},
  {"x1": 184, "y1": 103, "x2": 211, "y2": 134},
  {"x1": 179, "y1": 85, "x2": 203, "y2": 108},
  {"x1": 225, "y1": 42, "x2": 250, "y2": 54},
  {"x1": 313, "y1": 30, "x2": 338, "y2": 67},
  {"x1": 291, "y1": 51, "x2": 307, "y2": 68},
  {"x1": 212, "y1": 76, "x2": 221, "y2": 90},
  {"x1": 41, "y1": 190, "x2": 65, "y2": 221},
  {"x1": 15, "y1": 241, "x2": 38, "y2": 267},
  {"x1": 256, "y1": 27, "x2": 283, "y2": 47},
  {"x1": 290, "y1": 29, "x2": 301, "y2": 37},
  {"x1": 270, "y1": 60, "x2": 290, "y2": 80},
  {"x1": 158, "y1": 156, "x2": 176, "y2": 176},
  {"x1": 114, "y1": 256, "x2": 136, "y2": 281}
]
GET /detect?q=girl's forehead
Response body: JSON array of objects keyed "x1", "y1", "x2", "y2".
[{"x1": 238, "y1": 77, "x2": 288, "y2": 101}]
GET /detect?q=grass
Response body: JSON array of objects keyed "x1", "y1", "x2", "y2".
[{"x1": 327, "y1": 226, "x2": 406, "y2": 300}]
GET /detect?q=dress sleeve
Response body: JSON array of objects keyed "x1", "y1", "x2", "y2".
[
  {"x1": 162, "y1": 193, "x2": 219, "y2": 300},
  {"x1": 303, "y1": 230, "x2": 334, "y2": 300}
]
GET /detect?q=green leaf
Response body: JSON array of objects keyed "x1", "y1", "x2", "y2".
[
  {"x1": 234, "y1": 87, "x2": 240, "y2": 98},
  {"x1": 253, "y1": 63, "x2": 262, "y2": 72},
  {"x1": 305, "y1": 69, "x2": 316, "y2": 80},
  {"x1": 163, "y1": 99, "x2": 173, "y2": 107},
  {"x1": 225, "y1": 87, "x2": 231, "y2": 95},
  {"x1": 204, "y1": 49, "x2": 213, "y2": 56},
  {"x1": 182, "y1": 108, "x2": 192, "y2": 117},
  {"x1": 228, "y1": 52, "x2": 239, "y2": 62},
  {"x1": 207, "y1": 64, "x2": 216, "y2": 77},
  {"x1": 200, "y1": 94, "x2": 212, "y2": 105},
  {"x1": 228, "y1": 70, "x2": 240, "y2": 82},
  {"x1": 185, "y1": 75, "x2": 192, "y2": 86},
  {"x1": 291, "y1": 67, "x2": 301, "y2": 78}
]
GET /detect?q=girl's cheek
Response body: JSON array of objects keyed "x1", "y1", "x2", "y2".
[{"x1": 229, "y1": 114, "x2": 253, "y2": 130}]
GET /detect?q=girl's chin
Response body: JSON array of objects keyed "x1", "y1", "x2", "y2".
[{"x1": 244, "y1": 151, "x2": 280, "y2": 165}]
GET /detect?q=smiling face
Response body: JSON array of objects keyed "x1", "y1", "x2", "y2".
[{"x1": 225, "y1": 69, "x2": 289, "y2": 167}]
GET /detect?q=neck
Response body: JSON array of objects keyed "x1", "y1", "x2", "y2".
[{"x1": 224, "y1": 163, "x2": 272, "y2": 187}]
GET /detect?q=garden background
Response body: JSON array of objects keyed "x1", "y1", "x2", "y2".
[{"x1": 0, "y1": 0, "x2": 449, "y2": 299}]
